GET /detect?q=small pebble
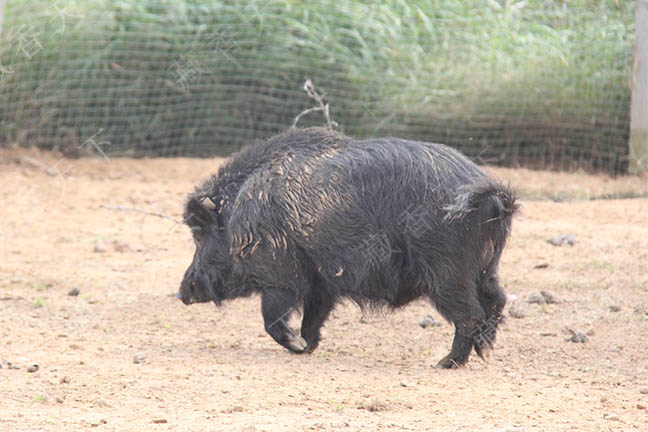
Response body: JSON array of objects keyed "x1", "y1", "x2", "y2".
[
  {"x1": 508, "y1": 304, "x2": 526, "y2": 319},
  {"x1": 566, "y1": 330, "x2": 588, "y2": 343},
  {"x1": 113, "y1": 240, "x2": 143, "y2": 252},
  {"x1": 527, "y1": 295, "x2": 546, "y2": 305},
  {"x1": 27, "y1": 364, "x2": 39, "y2": 373},
  {"x1": 640, "y1": 387, "x2": 648, "y2": 395},
  {"x1": 67, "y1": 288, "x2": 80, "y2": 297},
  {"x1": 603, "y1": 413, "x2": 619, "y2": 421},
  {"x1": 60, "y1": 376, "x2": 71, "y2": 384},
  {"x1": 637, "y1": 404, "x2": 646, "y2": 410},
  {"x1": 113, "y1": 241, "x2": 129, "y2": 253},
  {"x1": 540, "y1": 290, "x2": 558, "y2": 304},
  {"x1": 152, "y1": 419, "x2": 168, "y2": 424},
  {"x1": 608, "y1": 305, "x2": 621, "y2": 312},
  {"x1": 56, "y1": 397, "x2": 64, "y2": 404},
  {"x1": 547, "y1": 234, "x2": 576, "y2": 247},
  {"x1": 533, "y1": 263, "x2": 549, "y2": 269},
  {"x1": 562, "y1": 234, "x2": 576, "y2": 245},
  {"x1": 418, "y1": 314, "x2": 438, "y2": 328},
  {"x1": 93, "y1": 242, "x2": 107, "y2": 253},
  {"x1": 133, "y1": 352, "x2": 146, "y2": 364},
  {"x1": 633, "y1": 305, "x2": 647, "y2": 315}
]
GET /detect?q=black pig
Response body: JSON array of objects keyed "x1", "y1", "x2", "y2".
[{"x1": 177, "y1": 127, "x2": 518, "y2": 368}]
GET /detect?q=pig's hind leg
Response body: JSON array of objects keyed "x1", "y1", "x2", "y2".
[
  {"x1": 474, "y1": 250, "x2": 507, "y2": 359},
  {"x1": 261, "y1": 287, "x2": 307, "y2": 353},
  {"x1": 431, "y1": 281, "x2": 489, "y2": 369}
]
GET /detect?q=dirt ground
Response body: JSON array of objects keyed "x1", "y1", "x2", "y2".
[{"x1": 1, "y1": 148, "x2": 647, "y2": 432}]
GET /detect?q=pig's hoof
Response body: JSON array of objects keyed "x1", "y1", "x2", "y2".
[
  {"x1": 286, "y1": 334, "x2": 308, "y2": 353},
  {"x1": 303, "y1": 340, "x2": 319, "y2": 354},
  {"x1": 434, "y1": 355, "x2": 462, "y2": 369},
  {"x1": 474, "y1": 343, "x2": 492, "y2": 360}
]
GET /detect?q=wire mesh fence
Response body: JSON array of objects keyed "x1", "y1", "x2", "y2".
[{"x1": 0, "y1": 0, "x2": 637, "y2": 173}]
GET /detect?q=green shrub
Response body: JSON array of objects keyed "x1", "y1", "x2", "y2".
[{"x1": 0, "y1": 0, "x2": 636, "y2": 172}]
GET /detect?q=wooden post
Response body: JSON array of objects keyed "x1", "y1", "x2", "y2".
[{"x1": 629, "y1": 0, "x2": 648, "y2": 175}]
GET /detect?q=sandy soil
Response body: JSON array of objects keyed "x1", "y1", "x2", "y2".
[{"x1": 1, "y1": 148, "x2": 647, "y2": 432}]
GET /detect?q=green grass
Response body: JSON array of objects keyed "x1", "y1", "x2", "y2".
[{"x1": 0, "y1": 0, "x2": 636, "y2": 172}]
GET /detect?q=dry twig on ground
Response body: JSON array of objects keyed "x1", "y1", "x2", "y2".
[{"x1": 99, "y1": 205, "x2": 182, "y2": 224}]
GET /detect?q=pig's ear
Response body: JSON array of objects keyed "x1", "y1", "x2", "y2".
[{"x1": 184, "y1": 196, "x2": 215, "y2": 230}]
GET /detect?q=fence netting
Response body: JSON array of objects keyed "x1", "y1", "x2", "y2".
[{"x1": 0, "y1": 0, "x2": 637, "y2": 173}]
